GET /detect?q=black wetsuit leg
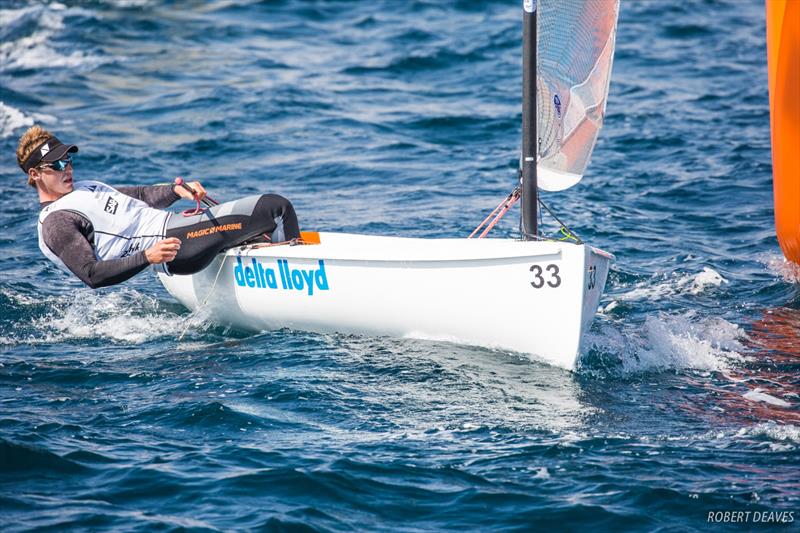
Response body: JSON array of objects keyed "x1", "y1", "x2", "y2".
[{"x1": 164, "y1": 194, "x2": 300, "y2": 275}]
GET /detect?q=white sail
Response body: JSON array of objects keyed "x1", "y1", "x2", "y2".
[{"x1": 536, "y1": 0, "x2": 620, "y2": 192}]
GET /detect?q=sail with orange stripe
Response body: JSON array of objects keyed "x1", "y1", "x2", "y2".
[{"x1": 767, "y1": 0, "x2": 800, "y2": 265}]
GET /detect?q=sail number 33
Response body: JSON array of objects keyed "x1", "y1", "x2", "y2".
[{"x1": 530, "y1": 264, "x2": 561, "y2": 289}]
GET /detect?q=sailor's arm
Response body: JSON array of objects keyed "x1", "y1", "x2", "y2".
[
  {"x1": 116, "y1": 181, "x2": 206, "y2": 208},
  {"x1": 116, "y1": 184, "x2": 180, "y2": 208},
  {"x1": 41, "y1": 212, "x2": 151, "y2": 289}
]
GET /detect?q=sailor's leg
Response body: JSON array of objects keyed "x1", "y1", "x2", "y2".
[
  {"x1": 164, "y1": 194, "x2": 300, "y2": 275},
  {"x1": 244, "y1": 193, "x2": 300, "y2": 243}
]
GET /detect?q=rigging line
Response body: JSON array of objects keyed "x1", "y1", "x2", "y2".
[
  {"x1": 558, "y1": 226, "x2": 580, "y2": 243},
  {"x1": 468, "y1": 187, "x2": 519, "y2": 239},
  {"x1": 478, "y1": 189, "x2": 521, "y2": 239},
  {"x1": 468, "y1": 199, "x2": 504, "y2": 238},
  {"x1": 537, "y1": 197, "x2": 583, "y2": 244},
  {"x1": 177, "y1": 254, "x2": 229, "y2": 342},
  {"x1": 472, "y1": 187, "x2": 583, "y2": 242}
]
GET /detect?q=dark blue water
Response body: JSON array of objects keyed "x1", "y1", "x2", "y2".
[{"x1": 1, "y1": 1, "x2": 798, "y2": 531}]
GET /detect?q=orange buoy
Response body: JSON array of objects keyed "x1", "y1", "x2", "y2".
[{"x1": 767, "y1": 0, "x2": 800, "y2": 264}]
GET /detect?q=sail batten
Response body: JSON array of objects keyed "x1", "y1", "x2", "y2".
[{"x1": 535, "y1": 0, "x2": 619, "y2": 192}]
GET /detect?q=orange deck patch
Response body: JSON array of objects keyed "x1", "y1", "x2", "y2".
[{"x1": 299, "y1": 231, "x2": 321, "y2": 244}]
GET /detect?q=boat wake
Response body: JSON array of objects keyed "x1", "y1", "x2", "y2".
[
  {"x1": 581, "y1": 312, "x2": 747, "y2": 375},
  {"x1": 0, "y1": 286, "x2": 210, "y2": 346}
]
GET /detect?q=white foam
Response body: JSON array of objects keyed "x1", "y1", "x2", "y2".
[
  {"x1": 175, "y1": 304, "x2": 220, "y2": 342},
  {"x1": 99, "y1": 0, "x2": 155, "y2": 7},
  {"x1": 685, "y1": 267, "x2": 728, "y2": 294},
  {"x1": 533, "y1": 467, "x2": 550, "y2": 479},
  {"x1": 599, "y1": 300, "x2": 618, "y2": 314},
  {"x1": 0, "y1": 102, "x2": 58, "y2": 139},
  {"x1": 0, "y1": 5, "x2": 42, "y2": 30},
  {"x1": 618, "y1": 267, "x2": 728, "y2": 302},
  {"x1": 764, "y1": 253, "x2": 800, "y2": 284},
  {"x1": 1, "y1": 287, "x2": 191, "y2": 346},
  {"x1": 0, "y1": 101, "x2": 34, "y2": 138},
  {"x1": 1, "y1": 33, "x2": 107, "y2": 71},
  {"x1": 736, "y1": 422, "x2": 800, "y2": 448},
  {"x1": 584, "y1": 313, "x2": 746, "y2": 374},
  {"x1": 52, "y1": 293, "x2": 179, "y2": 343},
  {"x1": 743, "y1": 388, "x2": 792, "y2": 408},
  {"x1": 1, "y1": 287, "x2": 41, "y2": 306},
  {"x1": 676, "y1": 424, "x2": 800, "y2": 452},
  {"x1": 0, "y1": 3, "x2": 110, "y2": 73}
]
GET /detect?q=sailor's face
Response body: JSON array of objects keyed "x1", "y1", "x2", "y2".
[{"x1": 35, "y1": 162, "x2": 74, "y2": 197}]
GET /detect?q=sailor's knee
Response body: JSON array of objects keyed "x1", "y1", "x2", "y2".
[{"x1": 259, "y1": 194, "x2": 294, "y2": 214}]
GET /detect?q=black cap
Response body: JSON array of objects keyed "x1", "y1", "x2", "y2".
[{"x1": 22, "y1": 136, "x2": 79, "y2": 173}]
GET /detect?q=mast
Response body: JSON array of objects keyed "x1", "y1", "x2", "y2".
[{"x1": 521, "y1": 0, "x2": 538, "y2": 239}]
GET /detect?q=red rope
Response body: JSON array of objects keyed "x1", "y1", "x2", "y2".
[
  {"x1": 479, "y1": 193, "x2": 520, "y2": 238},
  {"x1": 181, "y1": 197, "x2": 205, "y2": 217},
  {"x1": 468, "y1": 196, "x2": 508, "y2": 238},
  {"x1": 468, "y1": 188, "x2": 521, "y2": 239},
  {"x1": 175, "y1": 176, "x2": 219, "y2": 217}
]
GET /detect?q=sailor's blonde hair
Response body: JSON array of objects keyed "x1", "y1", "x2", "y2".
[{"x1": 17, "y1": 125, "x2": 54, "y2": 187}]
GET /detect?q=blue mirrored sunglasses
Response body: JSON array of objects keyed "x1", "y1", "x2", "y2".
[{"x1": 41, "y1": 156, "x2": 73, "y2": 171}]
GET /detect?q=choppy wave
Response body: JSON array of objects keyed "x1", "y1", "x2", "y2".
[
  {"x1": 0, "y1": 438, "x2": 87, "y2": 474},
  {"x1": 0, "y1": 101, "x2": 33, "y2": 139},
  {"x1": 0, "y1": 102, "x2": 58, "y2": 139},
  {"x1": 737, "y1": 422, "x2": 800, "y2": 448},
  {"x1": 0, "y1": 3, "x2": 110, "y2": 73},
  {"x1": 614, "y1": 266, "x2": 729, "y2": 303}
]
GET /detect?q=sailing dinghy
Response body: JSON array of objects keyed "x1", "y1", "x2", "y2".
[{"x1": 159, "y1": 0, "x2": 620, "y2": 370}]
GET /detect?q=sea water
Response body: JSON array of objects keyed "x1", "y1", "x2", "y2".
[{"x1": 0, "y1": 1, "x2": 797, "y2": 531}]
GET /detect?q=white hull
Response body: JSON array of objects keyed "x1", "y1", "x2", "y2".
[{"x1": 158, "y1": 232, "x2": 612, "y2": 370}]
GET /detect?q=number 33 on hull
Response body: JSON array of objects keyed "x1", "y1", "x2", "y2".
[{"x1": 158, "y1": 232, "x2": 612, "y2": 371}]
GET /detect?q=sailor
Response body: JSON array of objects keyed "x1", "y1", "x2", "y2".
[{"x1": 18, "y1": 125, "x2": 301, "y2": 288}]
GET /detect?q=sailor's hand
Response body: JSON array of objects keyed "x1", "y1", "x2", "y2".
[
  {"x1": 174, "y1": 180, "x2": 206, "y2": 201},
  {"x1": 145, "y1": 238, "x2": 181, "y2": 264}
]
